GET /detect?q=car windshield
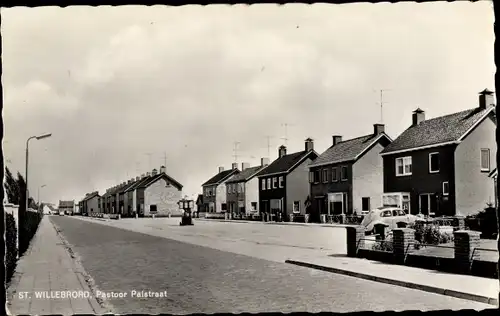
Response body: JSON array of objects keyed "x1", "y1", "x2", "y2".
[{"x1": 380, "y1": 210, "x2": 393, "y2": 217}]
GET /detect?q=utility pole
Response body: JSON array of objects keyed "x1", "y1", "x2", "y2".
[
  {"x1": 281, "y1": 123, "x2": 295, "y2": 146},
  {"x1": 232, "y1": 142, "x2": 241, "y2": 163},
  {"x1": 375, "y1": 89, "x2": 391, "y2": 123}
]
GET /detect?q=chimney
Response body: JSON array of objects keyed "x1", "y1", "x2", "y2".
[
  {"x1": 332, "y1": 136, "x2": 342, "y2": 146},
  {"x1": 141, "y1": 173, "x2": 146, "y2": 179},
  {"x1": 136, "y1": 176, "x2": 140, "y2": 181},
  {"x1": 479, "y1": 89, "x2": 495, "y2": 110},
  {"x1": 373, "y1": 124, "x2": 385, "y2": 135},
  {"x1": 152, "y1": 168, "x2": 158, "y2": 176},
  {"x1": 218, "y1": 166, "x2": 224, "y2": 173},
  {"x1": 241, "y1": 162, "x2": 250, "y2": 171},
  {"x1": 412, "y1": 108, "x2": 425, "y2": 126},
  {"x1": 305, "y1": 138, "x2": 314, "y2": 152},
  {"x1": 128, "y1": 180, "x2": 132, "y2": 184},
  {"x1": 232, "y1": 162, "x2": 238, "y2": 170},
  {"x1": 160, "y1": 166, "x2": 166, "y2": 174},
  {"x1": 278, "y1": 145, "x2": 287, "y2": 158},
  {"x1": 130, "y1": 178, "x2": 134, "y2": 182},
  {"x1": 261, "y1": 157, "x2": 270, "y2": 166},
  {"x1": 146, "y1": 172, "x2": 151, "y2": 177}
]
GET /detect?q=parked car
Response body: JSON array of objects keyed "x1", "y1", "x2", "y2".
[
  {"x1": 58, "y1": 211, "x2": 65, "y2": 216},
  {"x1": 361, "y1": 207, "x2": 418, "y2": 234}
]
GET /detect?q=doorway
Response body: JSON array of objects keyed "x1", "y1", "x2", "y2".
[{"x1": 419, "y1": 194, "x2": 437, "y2": 216}]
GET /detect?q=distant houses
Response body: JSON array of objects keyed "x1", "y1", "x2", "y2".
[
  {"x1": 58, "y1": 200, "x2": 75, "y2": 215},
  {"x1": 79, "y1": 191, "x2": 100, "y2": 215},
  {"x1": 79, "y1": 166, "x2": 184, "y2": 218},
  {"x1": 200, "y1": 88, "x2": 497, "y2": 222}
]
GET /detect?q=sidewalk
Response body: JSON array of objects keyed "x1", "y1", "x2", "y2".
[
  {"x1": 286, "y1": 255, "x2": 499, "y2": 307},
  {"x1": 6, "y1": 216, "x2": 110, "y2": 315},
  {"x1": 196, "y1": 217, "x2": 352, "y2": 228}
]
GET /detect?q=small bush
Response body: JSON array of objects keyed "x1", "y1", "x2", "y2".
[
  {"x1": 465, "y1": 207, "x2": 498, "y2": 239},
  {"x1": 407, "y1": 222, "x2": 454, "y2": 245},
  {"x1": 6, "y1": 212, "x2": 18, "y2": 283},
  {"x1": 371, "y1": 235, "x2": 394, "y2": 252}
]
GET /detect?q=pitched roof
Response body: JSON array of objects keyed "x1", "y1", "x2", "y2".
[
  {"x1": 58, "y1": 200, "x2": 74, "y2": 207},
  {"x1": 226, "y1": 165, "x2": 266, "y2": 183},
  {"x1": 116, "y1": 181, "x2": 138, "y2": 195},
  {"x1": 309, "y1": 133, "x2": 391, "y2": 167},
  {"x1": 255, "y1": 150, "x2": 318, "y2": 177},
  {"x1": 202, "y1": 169, "x2": 239, "y2": 186},
  {"x1": 381, "y1": 107, "x2": 495, "y2": 155},
  {"x1": 137, "y1": 173, "x2": 183, "y2": 190},
  {"x1": 124, "y1": 176, "x2": 152, "y2": 193},
  {"x1": 196, "y1": 194, "x2": 203, "y2": 204},
  {"x1": 82, "y1": 192, "x2": 100, "y2": 202}
]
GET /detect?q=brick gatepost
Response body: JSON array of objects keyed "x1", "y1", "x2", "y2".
[
  {"x1": 346, "y1": 225, "x2": 365, "y2": 257},
  {"x1": 392, "y1": 228, "x2": 415, "y2": 264},
  {"x1": 453, "y1": 230, "x2": 481, "y2": 274}
]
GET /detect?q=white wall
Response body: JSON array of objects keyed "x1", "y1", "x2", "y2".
[
  {"x1": 215, "y1": 182, "x2": 227, "y2": 213},
  {"x1": 245, "y1": 176, "x2": 260, "y2": 214},
  {"x1": 352, "y1": 142, "x2": 385, "y2": 213},
  {"x1": 144, "y1": 178, "x2": 183, "y2": 216},
  {"x1": 455, "y1": 115, "x2": 497, "y2": 216}
]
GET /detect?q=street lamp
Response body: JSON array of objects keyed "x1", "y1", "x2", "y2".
[
  {"x1": 25, "y1": 133, "x2": 52, "y2": 212},
  {"x1": 38, "y1": 184, "x2": 47, "y2": 211},
  {"x1": 178, "y1": 196, "x2": 194, "y2": 226}
]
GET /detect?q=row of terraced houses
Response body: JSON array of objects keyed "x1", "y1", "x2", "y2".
[
  {"x1": 79, "y1": 166, "x2": 184, "y2": 217},
  {"x1": 198, "y1": 89, "x2": 497, "y2": 221}
]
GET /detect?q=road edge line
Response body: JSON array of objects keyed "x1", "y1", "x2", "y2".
[{"x1": 285, "y1": 259, "x2": 498, "y2": 307}]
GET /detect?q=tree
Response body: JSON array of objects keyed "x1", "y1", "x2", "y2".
[{"x1": 4, "y1": 167, "x2": 21, "y2": 205}]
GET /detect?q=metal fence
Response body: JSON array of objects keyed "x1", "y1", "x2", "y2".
[{"x1": 327, "y1": 214, "x2": 364, "y2": 225}]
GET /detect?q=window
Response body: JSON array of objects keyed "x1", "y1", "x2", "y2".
[
  {"x1": 228, "y1": 184, "x2": 232, "y2": 194},
  {"x1": 397, "y1": 209, "x2": 407, "y2": 216},
  {"x1": 221, "y1": 203, "x2": 227, "y2": 211},
  {"x1": 396, "y1": 156, "x2": 412, "y2": 176},
  {"x1": 239, "y1": 183, "x2": 244, "y2": 193},
  {"x1": 267, "y1": 178, "x2": 271, "y2": 189},
  {"x1": 251, "y1": 202, "x2": 257, "y2": 211},
  {"x1": 309, "y1": 171, "x2": 314, "y2": 183},
  {"x1": 150, "y1": 205, "x2": 157, "y2": 213},
  {"x1": 322, "y1": 169, "x2": 329, "y2": 183},
  {"x1": 293, "y1": 201, "x2": 300, "y2": 214},
  {"x1": 481, "y1": 149, "x2": 490, "y2": 171},
  {"x1": 443, "y1": 181, "x2": 449, "y2": 196},
  {"x1": 272, "y1": 177, "x2": 277, "y2": 189},
  {"x1": 341, "y1": 166, "x2": 348, "y2": 181},
  {"x1": 278, "y1": 176, "x2": 284, "y2": 188},
  {"x1": 331, "y1": 168, "x2": 338, "y2": 182},
  {"x1": 262, "y1": 179, "x2": 266, "y2": 190},
  {"x1": 429, "y1": 153, "x2": 440, "y2": 173},
  {"x1": 313, "y1": 170, "x2": 320, "y2": 183},
  {"x1": 361, "y1": 197, "x2": 370, "y2": 211},
  {"x1": 380, "y1": 210, "x2": 392, "y2": 217}
]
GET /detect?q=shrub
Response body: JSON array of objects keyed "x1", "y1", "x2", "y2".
[
  {"x1": 465, "y1": 206, "x2": 498, "y2": 239},
  {"x1": 6, "y1": 212, "x2": 18, "y2": 283},
  {"x1": 371, "y1": 234, "x2": 394, "y2": 252},
  {"x1": 19, "y1": 210, "x2": 43, "y2": 257},
  {"x1": 407, "y1": 222, "x2": 454, "y2": 245}
]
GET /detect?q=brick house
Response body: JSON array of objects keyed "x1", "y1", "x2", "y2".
[
  {"x1": 255, "y1": 139, "x2": 319, "y2": 221},
  {"x1": 202, "y1": 164, "x2": 240, "y2": 213},
  {"x1": 133, "y1": 166, "x2": 183, "y2": 217},
  {"x1": 308, "y1": 124, "x2": 392, "y2": 219},
  {"x1": 380, "y1": 89, "x2": 496, "y2": 217},
  {"x1": 81, "y1": 191, "x2": 100, "y2": 215},
  {"x1": 225, "y1": 159, "x2": 270, "y2": 216},
  {"x1": 124, "y1": 174, "x2": 151, "y2": 216},
  {"x1": 58, "y1": 200, "x2": 75, "y2": 215}
]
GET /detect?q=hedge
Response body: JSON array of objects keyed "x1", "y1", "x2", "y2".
[
  {"x1": 18, "y1": 210, "x2": 43, "y2": 257},
  {"x1": 465, "y1": 207, "x2": 498, "y2": 239},
  {"x1": 6, "y1": 212, "x2": 18, "y2": 283}
]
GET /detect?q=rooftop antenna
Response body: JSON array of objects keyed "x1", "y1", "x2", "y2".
[
  {"x1": 374, "y1": 89, "x2": 391, "y2": 123},
  {"x1": 162, "y1": 152, "x2": 167, "y2": 172},
  {"x1": 280, "y1": 123, "x2": 295, "y2": 146},
  {"x1": 264, "y1": 135, "x2": 273, "y2": 158},
  {"x1": 232, "y1": 142, "x2": 241, "y2": 163}
]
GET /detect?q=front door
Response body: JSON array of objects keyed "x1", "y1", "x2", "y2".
[{"x1": 419, "y1": 194, "x2": 438, "y2": 216}]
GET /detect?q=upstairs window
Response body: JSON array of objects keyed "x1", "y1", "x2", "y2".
[
  {"x1": 262, "y1": 179, "x2": 266, "y2": 190},
  {"x1": 309, "y1": 172, "x2": 314, "y2": 183},
  {"x1": 313, "y1": 170, "x2": 320, "y2": 183},
  {"x1": 272, "y1": 177, "x2": 277, "y2": 189},
  {"x1": 331, "y1": 168, "x2": 338, "y2": 182},
  {"x1": 481, "y1": 148, "x2": 490, "y2": 172},
  {"x1": 429, "y1": 152, "x2": 440, "y2": 173},
  {"x1": 443, "y1": 181, "x2": 449, "y2": 196},
  {"x1": 341, "y1": 166, "x2": 348, "y2": 181},
  {"x1": 322, "y1": 169, "x2": 329, "y2": 183},
  {"x1": 267, "y1": 178, "x2": 271, "y2": 190},
  {"x1": 278, "y1": 176, "x2": 284, "y2": 188},
  {"x1": 396, "y1": 156, "x2": 412, "y2": 176}
]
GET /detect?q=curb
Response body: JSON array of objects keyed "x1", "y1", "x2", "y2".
[
  {"x1": 197, "y1": 218, "x2": 350, "y2": 228},
  {"x1": 285, "y1": 259, "x2": 499, "y2": 307}
]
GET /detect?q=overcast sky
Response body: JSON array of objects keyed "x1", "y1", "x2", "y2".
[{"x1": 2, "y1": 2, "x2": 495, "y2": 204}]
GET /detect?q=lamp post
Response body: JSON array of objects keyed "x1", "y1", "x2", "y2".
[
  {"x1": 38, "y1": 184, "x2": 47, "y2": 211},
  {"x1": 25, "y1": 133, "x2": 52, "y2": 212},
  {"x1": 178, "y1": 196, "x2": 194, "y2": 226}
]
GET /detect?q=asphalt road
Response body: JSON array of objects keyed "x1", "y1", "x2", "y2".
[{"x1": 49, "y1": 216, "x2": 492, "y2": 314}]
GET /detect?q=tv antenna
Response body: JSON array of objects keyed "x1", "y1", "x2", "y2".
[
  {"x1": 232, "y1": 142, "x2": 241, "y2": 163},
  {"x1": 374, "y1": 89, "x2": 391, "y2": 123},
  {"x1": 264, "y1": 135, "x2": 274, "y2": 158},
  {"x1": 162, "y1": 152, "x2": 167, "y2": 172},
  {"x1": 281, "y1": 123, "x2": 295, "y2": 146}
]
